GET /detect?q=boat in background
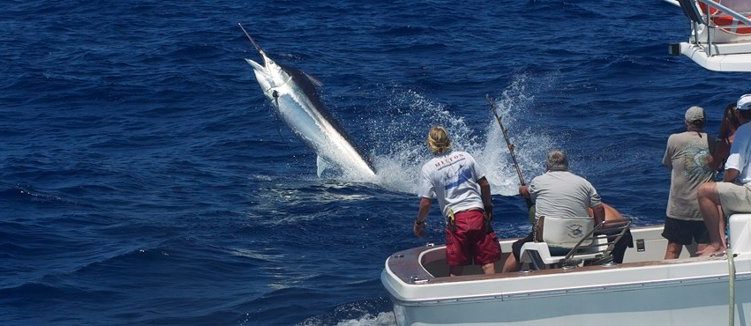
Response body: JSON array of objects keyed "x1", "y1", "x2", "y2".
[
  {"x1": 669, "y1": 0, "x2": 751, "y2": 72},
  {"x1": 381, "y1": 215, "x2": 751, "y2": 325}
]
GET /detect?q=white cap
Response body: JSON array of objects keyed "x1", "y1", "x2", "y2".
[
  {"x1": 738, "y1": 94, "x2": 751, "y2": 111},
  {"x1": 685, "y1": 106, "x2": 705, "y2": 122}
]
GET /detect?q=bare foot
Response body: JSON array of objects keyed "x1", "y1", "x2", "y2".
[{"x1": 698, "y1": 245, "x2": 726, "y2": 257}]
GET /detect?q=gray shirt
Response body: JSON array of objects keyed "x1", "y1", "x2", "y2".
[
  {"x1": 529, "y1": 170, "x2": 602, "y2": 220},
  {"x1": 662, "y1": 131, "x2": 717, "y2": 221}
]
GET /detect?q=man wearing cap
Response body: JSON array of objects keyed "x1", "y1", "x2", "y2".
[
  {"x1": 661, "y1": 106, "x2": 718, "y2": 259},
  {"x1": 413, "y1": 126, "x2": 501, "y2": 276},
  {"x1": 697, "y1": 94, "x2": 751, "y2": 256}
]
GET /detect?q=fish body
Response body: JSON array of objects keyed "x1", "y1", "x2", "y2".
[{"x1": 241, "y1": 26, "x2": 377, "y2": 181}]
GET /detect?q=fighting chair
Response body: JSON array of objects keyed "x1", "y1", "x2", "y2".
[{"x1": 519, "y1": 216, "x2": 632, "y2": 270}]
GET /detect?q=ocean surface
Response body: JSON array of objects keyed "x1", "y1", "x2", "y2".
[{"x1": 2, "y1": 1, "x2": 750, "y2": 325}]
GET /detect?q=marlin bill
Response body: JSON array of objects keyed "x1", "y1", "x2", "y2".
[{"x1": 239, "y1": 24, "x2": 377, "y2": 181}]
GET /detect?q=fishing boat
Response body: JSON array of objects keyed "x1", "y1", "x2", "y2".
[
  {"x1": 669, "y1": 0, "x2": 751, "y2": 72},
  {"x1": 381, "y1": 215, "x2": 751, "y2": 325}
]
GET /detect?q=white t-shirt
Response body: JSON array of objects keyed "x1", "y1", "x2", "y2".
[
  {"x1": 725, "y1": 122, "x2": 751, "y2": 185},
  {"x1": 417, "y1": 151, "x2": 485, "y2": 218}
]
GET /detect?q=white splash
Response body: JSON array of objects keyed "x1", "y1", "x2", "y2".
[
  {"x1": 333, "y1": 312, "x2": 396, "y2": 326},
  {"x1": 364, "y1": 74, "x2": 554, "y2": 196}
]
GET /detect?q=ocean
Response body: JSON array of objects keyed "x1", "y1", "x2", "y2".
[{"x1": 2, "y1": 0, "x2": 749, "y2": 325}]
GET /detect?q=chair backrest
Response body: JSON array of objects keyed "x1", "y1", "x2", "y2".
[{"x1": 541, "y1": 216, "x2": 595, "y2": 249}]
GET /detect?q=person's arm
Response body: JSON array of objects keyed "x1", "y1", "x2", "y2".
[
  {"x1": 478, "y1": 177, "x2": 493, "y2": 221},
  {"x1": 590, "y1": 204, "x2": 605, "y2": 225},
  {"x1": 662, "y1": 136, "x2": 674, "y2": 169},
  {"x1": 414, "y1": 197, "x2": 431, "y2": 237},
  {"x1": 709, "y1": 140, "x2": 730, "y2": 171},
  {"x1": 724, "y1": 169, "x2": 740, "y2": 182},
  {"x1": 706, "y1": 134, "x2": 728, "y2": 171}
]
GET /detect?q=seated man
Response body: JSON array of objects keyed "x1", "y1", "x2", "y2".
[
  {"x1": 502, "y1": 149, "x2": 605, "y2": 272},
  {"x1": 697, "y1": 94, "x2": 751, "y2": 256}
]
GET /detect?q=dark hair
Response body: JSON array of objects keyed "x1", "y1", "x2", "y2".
[
  {"x1": 689, "y1": 120, "x2": 705, "y2": 129},
  {"x1": 720, "y1": 103, "x2": 740, "y2": 141}
]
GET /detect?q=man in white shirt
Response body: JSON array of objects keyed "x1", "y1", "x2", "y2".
[{"x1": 413, "y1": 126, "x2": 501, "y2": 276}]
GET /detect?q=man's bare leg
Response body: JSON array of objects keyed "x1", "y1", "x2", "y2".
[
  {"x1": 697, "y1": 183, "x2": 727, "y2": 255},
  {"x1": 717, "y1": 205, "x2": 728, "y2": 248},
  {"x1": 664, "y1": 242, "x2": 682, "y2": 259},
  {"x1": 501, "y1": 254, "x2": 519, "y2": 273},
  {"x1": 481, "y1": 262, "x2": 496, "y2": 274}
]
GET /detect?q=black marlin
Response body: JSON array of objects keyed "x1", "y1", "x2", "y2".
[{"x1": 239, "y1": 24, "x2": 377, "y2": 181}]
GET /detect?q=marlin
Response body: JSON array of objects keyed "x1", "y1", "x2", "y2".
[{"x1": 239, "y1": 24, "x2": 377, "y2": 181}]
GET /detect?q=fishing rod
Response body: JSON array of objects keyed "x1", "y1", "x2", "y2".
[{"x1": 486, "y1": 95, "x2": 534, "y2": 210}]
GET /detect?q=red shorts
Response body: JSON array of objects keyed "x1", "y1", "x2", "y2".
[{"x1": 445, "y1": 209, "x2": 501, "y2": 267}]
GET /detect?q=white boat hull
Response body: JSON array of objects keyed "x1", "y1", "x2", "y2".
[
  {"x1": 386, "y1": 270, "x2": 751, "y2": 325},
  {"x1": 679, "y1": 41, "x2": 751, "y2": 72}
]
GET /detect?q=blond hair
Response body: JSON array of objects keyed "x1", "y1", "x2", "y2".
[{"x1": 427, "y1": 126, "x2": 451, "y2": 154}]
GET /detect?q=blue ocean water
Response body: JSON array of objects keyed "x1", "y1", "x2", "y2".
[{"x1": 2, "y1": 0, "x2": 750, "y2": 325}]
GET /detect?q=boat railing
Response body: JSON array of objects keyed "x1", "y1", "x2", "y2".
[{"x1": 677, "y1": 0, "x2": 751, "y2": 56}]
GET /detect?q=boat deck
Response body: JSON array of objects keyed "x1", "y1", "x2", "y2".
[{"x1": 386, "y1": 224, "x2": 717, "y2": 285}]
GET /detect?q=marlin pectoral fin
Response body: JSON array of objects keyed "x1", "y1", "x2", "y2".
[
  {"x1": 316, "y1": 155, "x2": 327, "y2": 178},
  {"x1": 316, "y1": 155, "x2": 343, "y2": 178}
]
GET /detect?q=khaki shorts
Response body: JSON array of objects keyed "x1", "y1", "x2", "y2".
[{"x1": 716, "y1": 182, "x2": 751, "y2": 216}]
